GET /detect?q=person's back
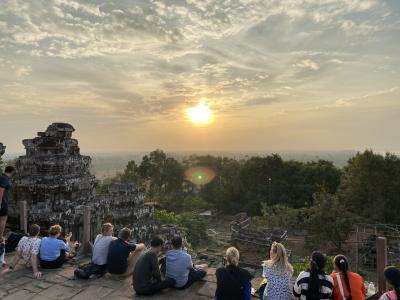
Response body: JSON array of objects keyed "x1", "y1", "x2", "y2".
[
  {"x1": 165, "y1": 248, "x2": 192, "y2": 287},
  {"x1": 263, "y1": 262, "x2": 292, "y2": 300},
  {"x1": 18, "y1": 236, "x2": 41, "y2": 265},
  {"x1": 106, "y1": 238, "x2": 136, "y2": 274},
  {"x1": 40, "y1": 236, "x2": 68, "y2": 261},
  {"x1": 216, "y1": 265, "x2": 252, "y2": 300},
  {"x1": 331, "y1": 271, "x2": 365, "y2": 300},
  {"x1": 92, "y1": 223, "x2": 116, "y2": 266}
]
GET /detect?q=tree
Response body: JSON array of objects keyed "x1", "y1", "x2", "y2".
[
  {"x1": 338, "y1": 150, "x2": 400, "y2": 223},
  {"x1": 307, "y1": 192, "x2": 356, "y2": 251}
]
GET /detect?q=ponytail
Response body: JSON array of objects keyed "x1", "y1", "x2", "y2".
[
  {"x1": 334, "y1": 255, "x2": 352, "y2": 300},
  {"x1": 307, "y1": 251, "x2": 326, "y2": 300}
]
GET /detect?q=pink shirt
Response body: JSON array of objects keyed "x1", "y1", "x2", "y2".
[{"x1": 380, "y1": 291, "x2": 397, "y2": 300}]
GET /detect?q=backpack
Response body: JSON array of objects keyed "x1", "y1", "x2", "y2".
[
  {"x1": 74, "y1": 263, "x2": 106, "y2": 279},
  {"x1": 5, "y1": 232, "x2": 27, "y2": 253}
]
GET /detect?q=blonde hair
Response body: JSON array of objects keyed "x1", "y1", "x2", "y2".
[
  {"x1": 226, "y1": 247, "x2": 240, "y2": 267},
  {"x1": 268, "y1": 242, "x2": 293, "y2": 275},
  {"x1": 49, "y1": 225, "x2": 62, "y2": 236},
  {"x1": 101, "y1": 223, "x2": 113, "y2": 235}
]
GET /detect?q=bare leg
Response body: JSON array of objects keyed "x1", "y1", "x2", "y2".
[
  {"x1": 121, "y1": 248, "x2": 144, "y2": 277},
  {"x1": 0, "y1": 215, "x2": 7, "y2": 240}
]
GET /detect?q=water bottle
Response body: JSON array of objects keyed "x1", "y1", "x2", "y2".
[{"x1": 367, "y1": 282, "x2": 376, "y2": 296}]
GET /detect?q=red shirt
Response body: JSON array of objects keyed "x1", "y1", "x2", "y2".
[{"x1": 331, "y1": 271, "x2": 366, "y2": 300}]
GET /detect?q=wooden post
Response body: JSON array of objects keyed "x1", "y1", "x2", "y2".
[
  {"x1": 376, "y1": 237, "x2": 388, "y2": 294},
  {"x1": 78, "y1": 206, "x2": 92, "y2": 256},
  {"x1": 19, "y1": 201, "x2": 27, "y2": 234},
  {"x1": 356, "y1": 225, "x2": 359, "y2": 273}
]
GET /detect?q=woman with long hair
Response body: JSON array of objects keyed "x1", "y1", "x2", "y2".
[
  {"x1": 262, "y1": 242, "x2": 293, "y2": 300},
  {"x1": 293, "y1": 251, "x2": 333, "y2": 300},
  {"x1": 331, "y1": 255, "x2": 365, "y2": 300},
  {"x1": 379, "y1": 266, "x2": 400, "y2": 300}
]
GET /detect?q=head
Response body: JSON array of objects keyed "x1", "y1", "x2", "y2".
[
  {"x1": 49, "y1": 225, "x2": 62, "y2": 238},
  {"x1": 101, "y1": 223, "x2": 114, "y2": 236},
  {"x1": 150, "y1": 236, "x2": 164, "y2": 254},
  {"x1": 29, "y1": 224, "x2": 40, "y2": 237},
  {"x1": 384, "y1": 266, "x2": 400, "y2": 299},
  {"x1": 226, "y1": 247, "x2": 240, "y2": 267},
  {"x1": 4, "y1": 166, "x2": 15, "y2": 177},
  {"x1": 310, "y1": 251, "x2": 326, "y2": 273},
  {"x1": 269, "y1": 242, "x2": 293, "y2": 275},
  {"x1": 333, "y1": 255, "x2": 349, "y2": 273},
  {"x1": 118, "y1": 227, "x2": 132, "y2": 241},
  {"x1": 171, "y1": 236, "x2": 183, "y2": 249}
]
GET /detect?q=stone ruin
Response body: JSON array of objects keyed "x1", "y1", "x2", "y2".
[
  {"x1": 8, "y1": 123, "x2": 155, "y2": 241},
  {"x1": 0, "y1": 142, "x2": 5, "y2": 158}
]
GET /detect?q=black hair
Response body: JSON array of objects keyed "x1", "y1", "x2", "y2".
[
  {"x1": 334, "y1": 255, "x2": 352, "y2": 300},
  {"x1": 171, "y1": 236, "x2": 183, "y2": 249},
  {"x1": 4, "y1": 166, "x2": 15, "y2": 174},
  {"x1": 384, "y1": 266, "x2": 400, "y2": 300},
  {"x1": 307, "y1": 251, "x2": 327, "y2": 300},
  {"x1": 150, "y1": 236, "x2": 164, "y2": 248}
]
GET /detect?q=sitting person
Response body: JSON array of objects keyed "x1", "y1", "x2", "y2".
[
  {"x1": 133, "y1": 236, "x2": 176, "y2": 296},
  {"x1": 106, "y1": 227, "x2": 145, "y2": 276},
  {"x1": 39, "y1": 225, "x2": 71, "y2": 269},
  {"x1": 91, "y1": 223, "x2": 116, "y2": 272},
  {"x1": 1, "y1": 224, "x2": 42, "y2": 279},
  {"x1": 293, "y1": 251, "x2": 333, "y2": 300},
  {"x1": 215, "y1": 247, "x2": 253, "y2": 300},
  {"x1": 379, "y1": 266, "x2": 400, "y2": 300},
  {"x1": 331, "y1": 255, "x2": 365, "y2": 300},
  {"x1": 165, "y1": 236, "x2": 207, "y2": 289},
  {"x1": 262, "y1": 242, "x2": 293, "y2": 300}
]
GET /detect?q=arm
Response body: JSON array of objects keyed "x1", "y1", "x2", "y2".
[
  {"x1": 293, "y1": 272, "x2": 303, "y2": 299},
  {"x1": 244, "y1": 281, "x2": 252, "y2": 300},
  {"x1": 31, "y1": 254, "x2": 42, "y2": 279},
  {"x1": 134, "y1": 243, "x2": 145, "y2": 252},
  {"x1": 0, "y1": 188, "x2": 4, "y2": 206}
]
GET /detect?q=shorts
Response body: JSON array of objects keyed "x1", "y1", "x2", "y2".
[{"x1": 0, "y1": 200, "x2": 8, "y2": 217}]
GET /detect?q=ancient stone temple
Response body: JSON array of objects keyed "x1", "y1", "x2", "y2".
[
  {"x1": 0, "y1": 142, "x2": 5, "y2": 158},
  {"x1": 9, "y1": 123, "x2": 154, "y2": 241}
]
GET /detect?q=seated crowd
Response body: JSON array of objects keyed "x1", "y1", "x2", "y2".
[{"x1": 1, "y1": 222, "x2": 400, "y2": 300}]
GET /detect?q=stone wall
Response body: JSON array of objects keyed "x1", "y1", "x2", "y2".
[{"x1": 9, "y1": 123, "x2": 155, "y2": 241}]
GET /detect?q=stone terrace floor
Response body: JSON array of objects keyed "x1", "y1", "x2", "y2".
[{"x1": 0, "y1": 254, "x2": 263, "y2": 300}]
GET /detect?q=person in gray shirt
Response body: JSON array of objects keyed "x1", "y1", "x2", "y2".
[
  {"x1": 133, "y1": 237, "x2": 175, "y2": 296},
  {"x1": 92, "y1": 223, "x2": 116, "y2": 267}
]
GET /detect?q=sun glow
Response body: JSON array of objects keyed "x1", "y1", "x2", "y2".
[{"x1": 186, "y1": 101, "x2": 213, "y2": 125}]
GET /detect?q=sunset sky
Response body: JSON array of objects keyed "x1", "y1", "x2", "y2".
[{"x1": 0, "y1": 0, "x2": 399, "y2": 153}]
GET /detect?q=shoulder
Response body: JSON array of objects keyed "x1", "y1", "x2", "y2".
[
  {"x1": 324, "y1": 274, "x2": 334, "y2": 283},
  {"x1": 239, "y1": 267, "x2": 253, "y2": 279}
]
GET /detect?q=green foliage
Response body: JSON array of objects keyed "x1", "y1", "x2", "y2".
[
  {"x1": 154, "y1": 209, "x2": 207, "y2": 247},
  {"x1": 292, "y1": 256, "x2": 334, "y2": 277},
  {"x1": 306, "y1": 192, "x2": 356, "y2": 251},
  {"x1": 257, "y1": 204, "x2": 309, "y2": 230}
]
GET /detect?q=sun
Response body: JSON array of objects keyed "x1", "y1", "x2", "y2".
[{"x1": 186, "y1": 101, "x2": 213, "y2": 125}]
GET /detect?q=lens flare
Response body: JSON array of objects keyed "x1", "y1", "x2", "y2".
[
  {"x1": 184, "y1": 166, "x2": 216, "y2": 186},
  {"x1": 186, "y1": 101, "x2": 212, "y2": 125}
]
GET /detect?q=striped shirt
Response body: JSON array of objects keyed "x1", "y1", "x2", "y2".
[{"x1": 293, "y1": 271, "x2": 333, "y2": 300}]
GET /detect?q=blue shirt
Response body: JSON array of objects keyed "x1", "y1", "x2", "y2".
[
  {"x1": 39, "y1": 237, "x2": 69, "y2": 261},
  {"x1": 166, "y1": 249, "x2": 193, "y2": 288}
]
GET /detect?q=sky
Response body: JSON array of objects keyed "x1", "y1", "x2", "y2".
[{"x1": 0, "y1": 0, "x2": 399, "y2": 153}]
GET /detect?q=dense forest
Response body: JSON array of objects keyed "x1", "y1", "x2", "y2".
[{"x1": 101, "y1": 149, "x2": 400, "y2": 249}]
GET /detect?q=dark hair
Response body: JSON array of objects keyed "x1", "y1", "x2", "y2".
[
  {"x1": 384, "y1": 266, "x2": 400, "y2": 300},
  {"x1": 4, "y1": 166, "x2": 15, "y2": 174},
  {"x1": 29, "y1": 224, "x2": 40, "y2": 236},
  {"x1": 307, "y1": 251, "x2": 327, "y2": 300},
  {"x1": 118, "y1": 227, "x2": 132, "y2": 241},
  {"x1": 334, "y1": 255, "x2": 352, "y2": 300},
  {"x1": 150, "y1": 236, "x2": 164, "y2": 248},
  {"x1": 171, "y1": 236, "x2": 183, "y2": 249}
]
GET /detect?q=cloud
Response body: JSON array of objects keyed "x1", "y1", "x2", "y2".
[{"x1": 294, "y1": 59, "x2": 320, "y2": 70}]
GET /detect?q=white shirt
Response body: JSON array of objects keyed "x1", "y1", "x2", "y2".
[{"x1": 17, "y1": 236, "x2": 41, "y2": 266}]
